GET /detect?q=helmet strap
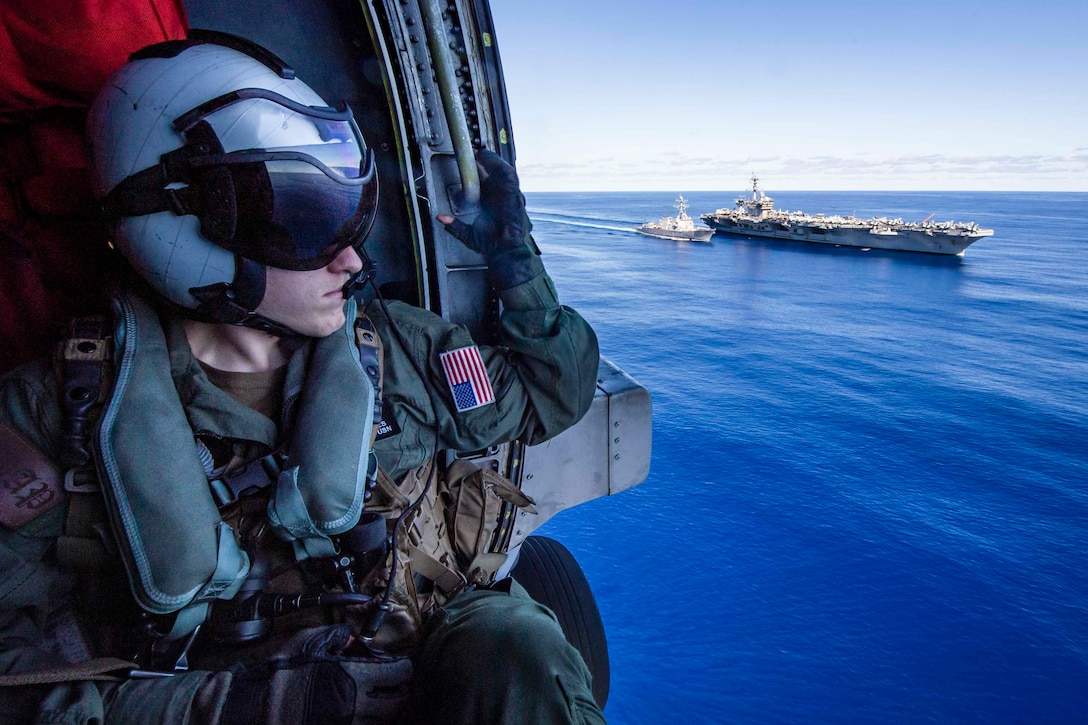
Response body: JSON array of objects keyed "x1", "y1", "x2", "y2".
[
  {"x1": 189, "y1": 258, "x2": 300, "y2": 338},
  {"x1": 231, "y1": 256, "x2": 266, "y2": 309},
  {"x1": 341, "y1": 248, "x2": 377, "y2": 299}
]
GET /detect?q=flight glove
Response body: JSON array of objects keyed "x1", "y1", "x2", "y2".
[
  {"x1": 438, "y1": 149, "x2": 542, "y2": 290},
  {"x1": 219, "y1": 626, "x2": 412, "y2": 725}
]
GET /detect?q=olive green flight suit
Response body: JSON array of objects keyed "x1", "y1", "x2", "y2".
[{"x1": 0, "y1": 255, "x2": 604, "y2": 724}]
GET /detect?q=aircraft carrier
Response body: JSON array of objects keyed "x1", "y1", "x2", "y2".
[{"x1": 701, "y1": 177, "x2": 994, "y2": 256}]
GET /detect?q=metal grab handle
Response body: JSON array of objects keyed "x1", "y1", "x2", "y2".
[{"x1": 420, "y1": 0, "x2": 480, "y2": 206}]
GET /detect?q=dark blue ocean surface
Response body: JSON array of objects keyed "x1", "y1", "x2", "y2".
[{"x1": 524, "y1": 191, "x2": 1088, "y2": 724}]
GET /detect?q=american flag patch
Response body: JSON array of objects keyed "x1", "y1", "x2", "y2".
[{"x1": 440, "y1": 345, "x2": 495, "y2": 412}]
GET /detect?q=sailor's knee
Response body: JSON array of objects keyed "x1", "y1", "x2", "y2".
[
  {"x1": 436, "y1": 587, "x2": 568, "y2": 661},
  {"x1": 412, "y1": 587, "x2": 602, "y2": 724}
]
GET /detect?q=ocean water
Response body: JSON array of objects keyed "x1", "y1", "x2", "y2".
[{"x1": 525, "y1": 191, "x2": 1088, "y2": 724}]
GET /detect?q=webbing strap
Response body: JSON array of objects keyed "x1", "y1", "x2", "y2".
[
  {"x1": 406, "y1": 543, "x2": 465, "y2": 596},
  {"x1": 372, "y1": 466, "x2": 413, "y2": 511},
  {"x1": 354, "y1": 316, "x2": 384, "y2": 435},
  {"x1": 55, "y1": 316, "x2": 112, "y2": 472},
  {"x1": 55, "y1": 535, "x2": 109, "y2": 572},
  {"x1": 355, "y1": 316, "x2": 385, "y2": 505},
  {"x1": 166, "y1": 602, "x2": 210, "y2": 641},
  {"x1": 57, "y1": 485, "x2": 109, "y2": 571},
  {"x1": 0, "y1": 657, "x2": 135, "y2": 686}
]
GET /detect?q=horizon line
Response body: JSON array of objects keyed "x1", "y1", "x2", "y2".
[{"x1": 521, "y1": 188, "x2": 1088, "y2": 194}]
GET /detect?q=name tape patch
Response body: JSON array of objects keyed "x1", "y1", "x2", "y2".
[
  {"x1": 375, "y1": 412, "x2": 401, "y2": 441},
  {"x1": 440, "y1": 345, "x2": 495, "y2": 413}
]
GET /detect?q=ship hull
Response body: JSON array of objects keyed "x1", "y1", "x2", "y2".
[
  {"x1": 702, "y1": 217, "x2": 991, "y2": 256},
  {"x1": 636, "y1": 226, "x2": 713, "y2": 243}
]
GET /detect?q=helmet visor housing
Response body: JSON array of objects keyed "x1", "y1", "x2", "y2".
[{"x1": 176, "y1": 88, "x2": 378, "y2": 271}]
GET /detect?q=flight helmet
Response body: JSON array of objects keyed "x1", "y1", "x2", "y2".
[{"x1": 87, "y1": 32, "x2": 378, "y2": 333}]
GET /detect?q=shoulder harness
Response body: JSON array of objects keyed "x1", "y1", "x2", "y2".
[{"x1": 54, "y1": 292, "x2": 376, "y2": 639}]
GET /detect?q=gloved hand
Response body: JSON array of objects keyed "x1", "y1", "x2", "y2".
[
  {"x1": 437, "y1": 150, "x2": 542, "y2": 289},
  {"x1": 219, "y1": 626, "x2": 413, "y2": 725},
  {"x1": 437, "y1": 149, "x2": 530, "y2": 256}
]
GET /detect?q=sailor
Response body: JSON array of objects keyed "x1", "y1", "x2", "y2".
[{"x1": 0, "y1": 36, "x2": 603, "y2": 724}]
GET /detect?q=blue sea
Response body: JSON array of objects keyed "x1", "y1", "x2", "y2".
[{"x1": 524, "y1": 191, "x2": 1088, "y2": 724}]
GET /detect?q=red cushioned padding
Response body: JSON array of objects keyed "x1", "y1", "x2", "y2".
[
  {"x1": 1, "y1": 0, "x2": 188, "y2": 373},
  {"x1": 1, "y1": 0, "x2": 189, "y2": 115}
]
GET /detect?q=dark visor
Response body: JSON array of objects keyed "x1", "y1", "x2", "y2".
[{"x1": 176, "y1": 88, "x2": 378, "y2": 270}]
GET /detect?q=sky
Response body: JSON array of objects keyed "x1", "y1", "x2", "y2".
[{"x1": 487, "y1": 0, "x2": 1088, "y2": 191}]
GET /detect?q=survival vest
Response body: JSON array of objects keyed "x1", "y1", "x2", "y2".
[
  {"x1": 60, "y1": 290, "x2": 375, "y2": 640},
  {"x1": 50, "y1": 291, "x2": 535, "y2": 655}
]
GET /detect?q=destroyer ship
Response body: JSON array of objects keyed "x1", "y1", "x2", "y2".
[
  {"x1": 636, "y1": 196, "x2": 714, "y2": 242},
  {"x1": 701, "y1": 177, "x2": 994, "y2": 256}
]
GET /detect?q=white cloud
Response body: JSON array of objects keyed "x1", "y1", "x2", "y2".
[{"x1": 517, "y1": 150, "x2": 1088, "y2": 191}]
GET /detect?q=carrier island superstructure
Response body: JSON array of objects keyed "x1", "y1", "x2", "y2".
[{"x1": 701, "y1": 176, "x2": 994, "y2": 256}]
